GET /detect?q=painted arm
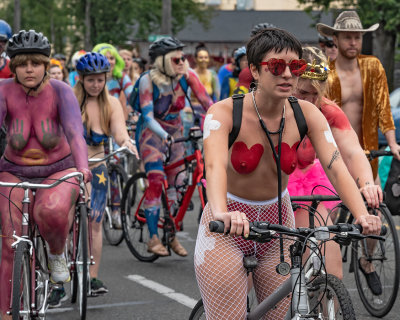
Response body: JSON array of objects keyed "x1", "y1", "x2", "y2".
[
  {"x1": 139, "y1": 74, "x2": 169, "y2": 140},
  {"x1": 52, "y1": 80, "x2": 91, "y2": 182},
  {"x1": 109, "y1": 96, "x2": 138, "y2": 158},
  {"x1": 203, "y1": 101, "x2": 249, "y2": 237},
  {"x1": 186, "y1": 69, "x2": 213, "y2": 112},
  {"x1": 304, "y1": 101, "x2": 380, "y2": 234}
]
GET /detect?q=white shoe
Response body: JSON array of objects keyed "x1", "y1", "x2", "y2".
[
  {"x1": 48, "y1": 254, "x2": 70, "y2": 283},
  {"x1": 111, "y1": 211, "x2": 122, "y2": 229}
]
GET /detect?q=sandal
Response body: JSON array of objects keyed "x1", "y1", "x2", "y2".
[
  {"x1": 169, "y1": 237, "x2": 188, "y2": 257},
  {"x1": 147, "y1": 235, "x2": 169, "y2": 256}
]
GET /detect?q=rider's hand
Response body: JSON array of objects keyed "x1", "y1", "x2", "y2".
[
  {"x1": 79, "y1": 168, "x2": 92, "y2": 183},
  {"x1": 389, "y1": 143, "x2": 400, "y2": 161},
  {"x1": 122, "y1": 139, "x2": 140, "y2": 159},
  {"x1": 355, "y1": 214, "x2": 381, "y2": 235},
  {"x1": 360, "y1": 183, "x2": 383, "y2": 208},
  {"x1": 164, "y1": 134, "x2": 174, "y2": 147},
  {"x1": 213, "y1": 211, "x2": 250, "y2": 238}
]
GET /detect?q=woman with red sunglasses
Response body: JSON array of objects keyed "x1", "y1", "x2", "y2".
[
  {"x1": 136, "y1": 37, "x2": 212, "y2": 256},
  {"x1": 194, "y1": 28, "x2": 381, "y2": 319}
]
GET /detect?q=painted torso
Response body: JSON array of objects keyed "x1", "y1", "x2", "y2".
[{"x1": 0, "y1": 79, "x2": 88, "y2": 169}]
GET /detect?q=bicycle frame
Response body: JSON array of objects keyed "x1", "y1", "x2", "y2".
[{"x1": 134, "y1": 144, "x2": 205, "y2": 232}]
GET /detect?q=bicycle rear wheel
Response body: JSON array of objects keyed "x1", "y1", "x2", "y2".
[
  {"x1": 352, "y1": 204, "x2": 400, "y2": 317},
  {"x1": 12, "y1": 241, "x2": 31, "y2": 320},
  {"x1": 121, "y1": 172, "x2": 163, "y2": 262},
  {"x1": 308, "y1": 274, "x2": 356, "y2": 319},
  {"x1": 102, "y1": 163, "x2": 127, "y2": 246}
]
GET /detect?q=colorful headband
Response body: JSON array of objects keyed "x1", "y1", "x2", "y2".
[{"x1": 300, "y1": 59, "x2": 330, "y2": 81}]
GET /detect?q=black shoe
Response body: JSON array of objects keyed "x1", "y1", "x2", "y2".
[
  {"x1": 358, "y1": 258, "x2": 382, "y2": 295},
  {"x1": 48, "y1": 284, "x2": 68, "y2": 308},
  {"x1": 90, "y1": 278, "x2": 109, "y2": 295}
]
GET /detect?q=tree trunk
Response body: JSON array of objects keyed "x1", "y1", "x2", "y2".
[
  {"x1": 14, "y1": 0, "x2": 21, "y2": 32},
  {"x1": 161, "y1": 0, "x2": 172, "y2": 35},
  {"x1": 372, "y1": 28, "x2": 396, "y2": 92},
  {"x1": 84, "y1": 0, "x2": 91, "y2": 51}
]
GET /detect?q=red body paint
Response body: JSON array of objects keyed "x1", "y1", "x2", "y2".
[{"x1": 231, "y1": 141, "x2": 264, "y2": 174}]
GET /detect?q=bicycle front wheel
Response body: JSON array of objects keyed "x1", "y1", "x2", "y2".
[
  {"x1": 34, "y1": 235, "x2": 49, "y2": 319},
  {"x1": 102, "y1": 163, "x2": 127, "y2": 246},
  {"x1": 352, "y1": 204, "x2": 400, "y2": 317},
  {"x1": 121, "y1": 172, "x2": 160, "y2": 262},
  {"x1": 308, "y1": 274, "x2": 356, "y2": 319},
  {"x1": 70, "y1": 203, "x2": 89, "y2": 319},
  {"x1": 12, "y1": 241, "x2": 31, "y2": 320},
  {"x1": 189, "y1": 299, "x2": 205, "y2": 320}
]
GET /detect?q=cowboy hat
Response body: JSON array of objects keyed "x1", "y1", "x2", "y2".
[{"x1": 316, "y1": 11, "x2": 379, "y2": 37}]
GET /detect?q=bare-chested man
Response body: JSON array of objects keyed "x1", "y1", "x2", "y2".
[{"x1": 317, "y1": 11, "x2": 400, "y2": 180}]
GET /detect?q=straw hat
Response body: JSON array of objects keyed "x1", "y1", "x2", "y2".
[{"x1": 316, "y1": 11, "x2": 379, "y2": 37}]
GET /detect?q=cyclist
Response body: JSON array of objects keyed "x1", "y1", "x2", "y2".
[
  {"x1": 288, "y1": 46, "x2": 382, "y2": 281},
  {"x1": 93, "y1": 43, "x2": 133, "y2": 117},
  {"x1": 52, "y1": 53, "x2": 69, "y2": 84},
  {"x1": 317, "y1": 34, "x2": 338, "y2": 62},
  {"x1": 136, "y1": 36, "x2": 212, "y2": 256},
  {"x1": 0, "y1": 30, "x2": 91, "y2": 317},
  {"x1": 49, "y1": 58, "x2": 64, "y2": 82},
  {"x1": 194, "y1": 28, "x2": 381, "y2": 319},
  {"x1": 0, "y1": 20, "x2": 12, "y2": 80},
  {"x1": 220, "y1": 46, "x2": 247, "y2": 100},
  {"x1": 74, "y1": 52, "x2": 138, "y2": 294},
  {"x1": 68, "y1": 49, "x2": 86, "y2": 87}
]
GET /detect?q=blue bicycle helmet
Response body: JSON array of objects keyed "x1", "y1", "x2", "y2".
[
  {"x1": 0, "y1": 20, "x2": 12, "y2": 42},
  {"x1": 76, "y1": 52, "x2": 110, "y2": 75}
]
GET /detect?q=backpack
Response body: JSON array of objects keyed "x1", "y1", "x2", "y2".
[
  {"x1": 228, "y1": 94, "x2": 308, "y2": 149},
  {"x1": 129, "y1": 70, "x2": 189, "y2": 113}
]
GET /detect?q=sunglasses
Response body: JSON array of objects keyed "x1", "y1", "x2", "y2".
[
  {"x1": 260, "y1": 58, "x2": 307, "y2": 77},
  {"x1": 325, "y1": 41, "x2": 337, "y2": 48},
  {"x1": 171, "y1": 56, "x2": 186, "y2": 64}
]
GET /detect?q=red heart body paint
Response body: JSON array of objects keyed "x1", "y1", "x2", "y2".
[{"x1": 231, "y1": 141, "x2": 264, "y2": 174}]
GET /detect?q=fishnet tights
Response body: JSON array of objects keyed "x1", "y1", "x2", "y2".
[{"x1": 194, "y1": 192, "x2": 294, "y2": 319}]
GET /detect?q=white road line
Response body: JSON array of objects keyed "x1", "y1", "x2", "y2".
[{"x1": 126, "y1": 274, "x2": 197, "y2": 308}]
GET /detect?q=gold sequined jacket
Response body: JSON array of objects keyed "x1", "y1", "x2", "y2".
[{"x1": 326, "y1": 55, "x2": 395, "y2": 177}]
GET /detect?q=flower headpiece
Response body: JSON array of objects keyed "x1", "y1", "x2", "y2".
[{"x1": 300, "y1": 60, "x2": 330, "y2": 81}]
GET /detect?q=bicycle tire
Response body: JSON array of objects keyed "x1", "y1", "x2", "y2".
[
  {"x1": 103, "y1": 163, "x2": 127, "y2": 246},
  {"x1": 308, "y1": 274, "x2": 356, "y2": 319},
  {"x1": 69, "y1": 223, "x2": 78, "y2": 304},
  {"x1": 188, "y1": 299, "x2": 205, "y2": 320},
  {"x1": 352, "y1": 204, "x2": 400, "y2": 317},
  {"x1": 121, "y1": 172, "x2": 164, "y2": 262},
  {"x1": 34, "y1": 235, "x2": 49, "y2": 318},
  {"x1": 12, "y1": 241, "x2": 31, "y2": 320}
]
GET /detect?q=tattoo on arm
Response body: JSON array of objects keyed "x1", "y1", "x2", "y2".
[{"x1": 327, "y1": 150, "x2": 340, "y2": 169}]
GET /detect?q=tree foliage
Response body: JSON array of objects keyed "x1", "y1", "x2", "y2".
[{"x1": 0, "y1": 0, "x2": 212, "y2": 55}]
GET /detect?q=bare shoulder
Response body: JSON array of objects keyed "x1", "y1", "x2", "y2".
[
  {"x1": 207, "y1": 98, "x2": 233, "y2": 127},
  {"x1": 297, "y1": 99, "x2": 326, "y2": 127},
  {"x1": 109, "y1": 95, "x2": 123, "y2": 111}
]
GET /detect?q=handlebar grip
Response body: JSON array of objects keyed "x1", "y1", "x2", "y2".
[
  {"x1": 353, "y1": 224, "x2": 387, "y2": 236},
  {"x1": 209, "y1": 221, "x2": 225, "y2": 233}
]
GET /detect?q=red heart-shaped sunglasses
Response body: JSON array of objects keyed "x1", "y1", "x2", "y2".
[{"x1": 260, "y1": 58, "x2": 307, "y2": 77}]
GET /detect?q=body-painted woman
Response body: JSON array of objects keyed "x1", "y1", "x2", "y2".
[
  {"x1": 0, "y1": 30, "x2": 91, "y2": 318},
  {"x1": 137, "y1": 37, "x2": 212, "y2": 256},
  {"x1": 288, "y1": 46, "x2": 382, "y2": 282}
]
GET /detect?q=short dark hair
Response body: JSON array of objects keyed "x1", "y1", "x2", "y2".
[{"x1": 246, "y1": 28, "x2": 302, "y2": 71}]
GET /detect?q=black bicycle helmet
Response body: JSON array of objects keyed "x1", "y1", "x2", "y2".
[
  {"x1": 76, "y1": 52, "x2": 110, "y2": 75},
  {"x1": 6, "y1": 30, "x2": 51, "y2": 58},
  {"x1": 53, "y1": 53, "x2": 66, "y2": 61},
  {"x1": 148, "y1": 37, "x2": 185, "y2": 63},
  {"x1": 251, "y1": 22, "x2": 277, "y2": 36}
]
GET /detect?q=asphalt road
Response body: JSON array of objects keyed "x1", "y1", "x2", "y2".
[{"x1": 2, "y1": 194, "x2": 400, "y2": 319}]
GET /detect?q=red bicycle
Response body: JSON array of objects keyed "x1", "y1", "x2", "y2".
[{"x1": 120, "y1": 127, "x2": 207, "y2": 262}]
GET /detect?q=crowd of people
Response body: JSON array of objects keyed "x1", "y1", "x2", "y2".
[{"x1": 0, "y1": 9, "x2": 396, "y2": 318}]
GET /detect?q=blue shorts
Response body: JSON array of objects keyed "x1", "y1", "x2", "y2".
[{"x1": 90, "y1": 164, "x2": 108, "y2": 223}]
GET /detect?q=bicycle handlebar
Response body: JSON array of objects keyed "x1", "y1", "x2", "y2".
[
  {"x1": 89, "y1": 146, "x2": 134, "y2": 163},
  {"x1": 0, "y1": 172, "x2": 83, "y2": 190},
  {"x1": 365, "y1": 149, "x2": 393, "y2": 160},
  {"x1": 209, "y1": 220, "x2": 386, "y2": 242}
]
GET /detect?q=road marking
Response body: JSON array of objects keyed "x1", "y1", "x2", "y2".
[
  {"x1": 47, "y1": 300, "x2": 153, "y2": 314},
  {"x1": 126, "y1": 274, "x2": 197, "y2": 308}
]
